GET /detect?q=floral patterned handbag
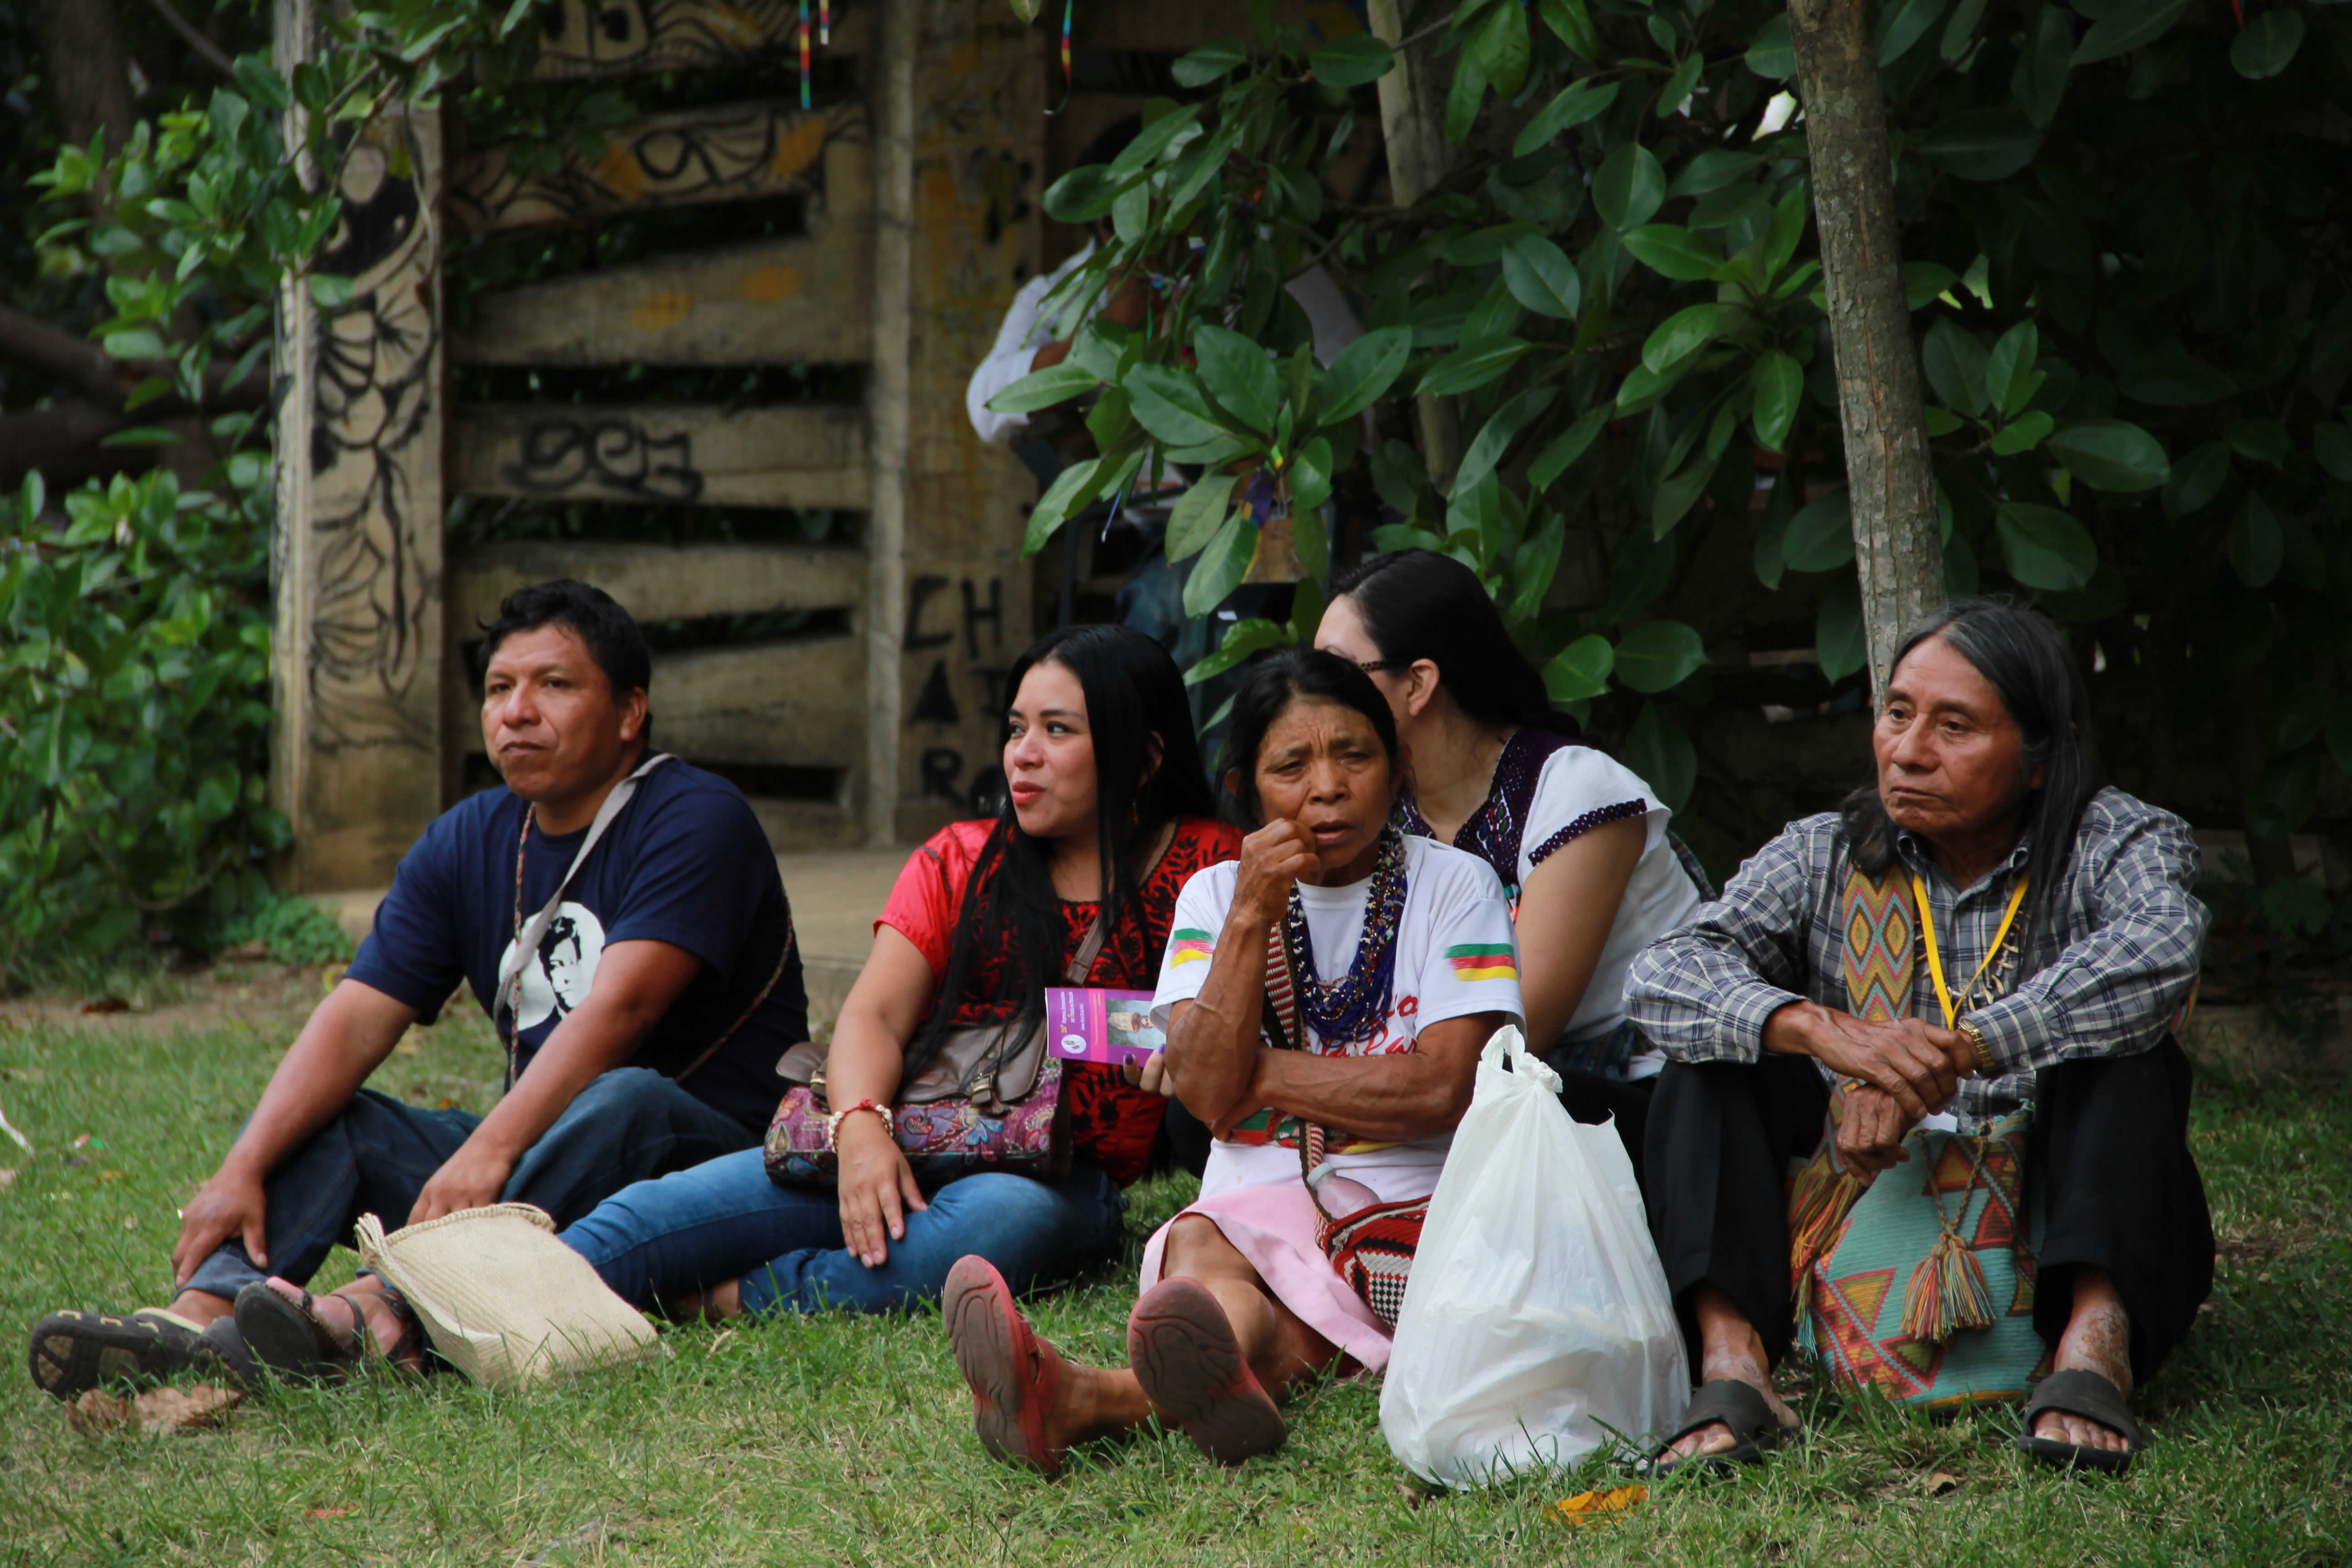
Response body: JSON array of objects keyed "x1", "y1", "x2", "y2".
[{"x1": 761, "y1": 914, "x2": 1105, "y2": 1190}]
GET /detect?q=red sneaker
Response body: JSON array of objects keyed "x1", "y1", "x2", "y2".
[{"x1": 943, "y1": 1255, "x2": 1066, "y2": 1477}]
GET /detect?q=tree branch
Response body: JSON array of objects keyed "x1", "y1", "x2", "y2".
[{"x1": 141, "y1": 0, "x2": 237, "y2": 80}]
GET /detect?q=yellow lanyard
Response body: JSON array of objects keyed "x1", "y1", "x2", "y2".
[{"x1": 1911, "y1": 872, "x2": 2028, "y2": 1028}]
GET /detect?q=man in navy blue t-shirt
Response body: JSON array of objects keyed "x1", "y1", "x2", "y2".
[{"x1": 28, "y1": 581, "x2": 808, "y2": 1396}]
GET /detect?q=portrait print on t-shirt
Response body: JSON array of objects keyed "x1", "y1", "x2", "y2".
[{"x1": 502, "y1": 901, "x2": 606, "y2": 1030}]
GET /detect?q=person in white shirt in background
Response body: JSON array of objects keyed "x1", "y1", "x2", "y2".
[{"x1": 964, "y1": 116, "x2": 1364, "y2": 657}]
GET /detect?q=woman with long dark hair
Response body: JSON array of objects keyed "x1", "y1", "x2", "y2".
[
  {"x1": 524, "y1": 624, "x2": 1240, "y2": 1318},
  {"x1": 1316, "y1": 551, "x2": 1705, "y2": 1157},
  {"x1": 944, "y1": 648, "x2": 1520, "y2": 1474}
]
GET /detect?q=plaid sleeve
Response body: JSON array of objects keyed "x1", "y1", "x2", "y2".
[
  {"x1": 1622, "y1": 816, "x2": 1834, "y2": 1065},
  {"x1": 1965, "y1": 800, "x2": 2208, "y2": 1073}
]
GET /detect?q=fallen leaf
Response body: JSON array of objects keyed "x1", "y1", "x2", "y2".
[
  {"x1": 65, "y1": 1385, "x2": 241, "y2": 1437},
  {"x1": 96, "y1": 1168, "x2": 125, "y2": 1184},
  {"x1": 122, "y1": 1215, "x2": 138, "y2": 1230},
  {"x1": 0, "y1": 1170, "x2": 16, "y2": 1189},
  {"x1": 1923, "y1": 1469, "x2": 1960, "y2": 1496},
  {"x1": 79, "y1": 996, "x2": 129, "y2": 1015},
  {"x1": 1552, "y1": 1483, "x2": 1646, "y2": 1525},
  {"x1": 137, "y1": 1385, "x2": 240, "y2": 1434},
  {"x1": 308, "y1": 1508, "x2": 353, "y2": 1520}
]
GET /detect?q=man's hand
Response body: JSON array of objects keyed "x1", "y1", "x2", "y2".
[
  {"x1": 1766, "y1": 1001, "x2": 1974, "y2": 1119},
  {"x1": 834, "y1": 1113, "x2": 926, "y2": 1268},
  {"x1": 172, "y1": 1167, "x2": 270, "y2": 1288},
  {"x1": 1836, "y1": 1083, "x2": 1918, "y2": 1176},
  {"x1": 1232, "y1": 820, "x2": 1319, "y2": 930},
  {"x1": 407, "y1": 1137, "x2": 519, "y2": 1225}
]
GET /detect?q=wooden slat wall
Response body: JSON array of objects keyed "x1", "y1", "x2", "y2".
[
  {"x1": 449, "y1": 101, "x2": 867, "y2": 235},
  {"x1": 448, "y1": 540, "x2": 866, "y2": 627},
  {"x1": 451, "y1": 403, "x2": 868, "y2": 510},
  {"x1": 530, "y1": 0, "x2": 872, "y2": 78},
  {"x1": 654, "y1": 638, "x2": 866, "y2": 765}
]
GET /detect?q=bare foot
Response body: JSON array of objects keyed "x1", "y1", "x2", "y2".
[
  {"x1": 168, "y1": 1290, "x2": 235, "y2": 1329},
  {"x1": 270, "y1": 1281, "x2": 421, "y2": 1372},
  {"x1": 1664, "y1": 1285, "x2": 1798, "y2": 1461},
  {"x1": 2033, "y1": 1269, "x2": 2133, "y2": 1454},
  {"x1": 657, "y1": 1279, "x2": 743, "y2": 1323}
]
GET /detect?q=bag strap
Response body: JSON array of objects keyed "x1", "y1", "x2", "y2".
[
  {"x1": 1838, "y1": 863, "x2": 1917, "y2": 1024},
  {"x1": 495, "y1": 752, "x2": 675, "y2": 1066}
]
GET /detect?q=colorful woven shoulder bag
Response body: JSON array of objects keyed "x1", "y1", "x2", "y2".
[{"x1": 1784, "y1": 867, "x2": 2048, "y2": 1409}]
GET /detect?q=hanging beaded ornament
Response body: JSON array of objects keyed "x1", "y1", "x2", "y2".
[{"x1": 1284, "y1": 828, "x2": 1410, "y2": 1047}]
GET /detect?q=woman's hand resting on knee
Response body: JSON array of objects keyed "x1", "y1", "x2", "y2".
[{"x1": 835, "y1": 1114, "x2": 926, "y2": 1267}]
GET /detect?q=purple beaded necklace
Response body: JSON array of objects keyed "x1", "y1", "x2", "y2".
[{"x1": 1284, "y1": 827, "x2": 1409, "y2": 1046}]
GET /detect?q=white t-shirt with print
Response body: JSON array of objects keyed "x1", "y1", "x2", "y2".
[
  {"x1": 1513, "y1": 745, "x2": 1704, "y2": 1070},
  {"x1": 1151, "y1": 836, "x2": 1523, "y2": 1204}
]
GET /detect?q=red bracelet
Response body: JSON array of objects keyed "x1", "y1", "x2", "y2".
[{"x1": 824, "y1": 1099, "x2": 894, "y2": 1150}]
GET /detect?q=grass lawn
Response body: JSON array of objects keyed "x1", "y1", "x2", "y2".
[{"x1": 0, "y1": 986, "x2": 2346, "y2": 1567}]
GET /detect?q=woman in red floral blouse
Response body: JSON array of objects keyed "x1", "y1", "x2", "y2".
[{"x1": 547, "y1": 624, "x2": 1239, "y2": 1318}]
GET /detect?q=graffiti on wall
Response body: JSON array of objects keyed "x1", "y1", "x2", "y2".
[
  {"x1": 449, "y1": 101, "x2": 867, "y2": 233},
  {"x1": 498, "y1": 416, "x2": 704, "y2": 502},
  {"x1": 285, "y1": 119, "x2": 441, "y2": 756},
  {"x1": 903, "y1": 570, "x2": 1012, "y2": 803},
  {"x1": 533, "y1": 0, "x2": 799, "y2": 78}
]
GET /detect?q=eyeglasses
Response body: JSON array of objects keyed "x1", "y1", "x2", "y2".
[{"x1": 1352, "y1": 659, "x2": 1406, "y2": 676}]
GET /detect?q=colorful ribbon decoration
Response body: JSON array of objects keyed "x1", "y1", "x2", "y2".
[
  {"x1": 798, "y1": 0, "x2": 812, "y2": 110},
  {"x1": 1049, "y1": 0, "x2": 1073, "y2": 113},
  {"x1": 819, "y1": 0, "x2": 831, "y2": 46}
]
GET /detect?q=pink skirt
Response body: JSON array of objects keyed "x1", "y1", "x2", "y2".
[{"x1": 1139, "y1": 1181, "x2": 1394, "y2": 1372}]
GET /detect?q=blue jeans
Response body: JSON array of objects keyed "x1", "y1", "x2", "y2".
[
  {"x1": 559, "y1": 1150, "x2": 1127, "y2": 1315},
  {"x1": 181, "y1": 1068, "x2": 755, "y2": 1300}
]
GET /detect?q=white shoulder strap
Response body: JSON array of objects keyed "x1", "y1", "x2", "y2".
[{"x1": 495, "y1": 752, "x2": 674, "y2": 1025}]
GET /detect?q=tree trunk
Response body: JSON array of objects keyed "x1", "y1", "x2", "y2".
[
  {"x1": 28, "y1": 0, "x2": 135, "y2": 162},
  {"x1": 1367, "y1": 0, "x2": 1460, "y2": 489},
  {"x1": 1788, "y1": 0, "x2": 1943, "y2": 696}
]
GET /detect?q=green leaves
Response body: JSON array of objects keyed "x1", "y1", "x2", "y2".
[
  {"x1": 1783, "y1": 489, "x2": 1856, "y2": 573},
  {"x1": 1530, "y1": 407, "x2": 1612, "y2": 490},
  {"x1": 2231, "y1": 8, "x2": 2304, "y2": 77},
  {"x1": 1751, "y1": 352, "x2": 1802, "y2": 453},
  {"x1": 2071, "y1": 0, "x2": 2191, "y2": 65},
  {"x1": 1923, "y1": 319, "x2": 1990, "y2": 417},
  {"x1": 1613, "y1": 619, "x2": 1707, "y2": 693},
  {"x1": 1419, "y1": 337, "x2": 1534, "y2": 398},
  {"x1": 1995, "y1": 502, "x2": 2097, "y2": 591},
  {"x1": 1641, "y1": 304, "x2": 1720, "y2": 375},
  {"x1": 1623, "y1": 225, "x2": 1727, "y2": 282},
  {"x1": 1593, "y1": 144, "x2": 1667, "y2": 231},
  {"x1": 1184, "y1": 507, "x2": 1261, "y2": 617},
  {"x1": 1511, "y1": 79, "x2": 1620, "y2": 157},
  {"x1": 1127, "y1": 365, "x2": 1230, "y2": 446},
  {"x1": 1544, "y1": 635, "x2": 1614, "y2": 702},
  {"x1": 1624, "y1": 703, "x2": 1695, "y2": 813},
  {"x1": 1500, "y1": 235, "x2": 1582, "y2": 319},
  {"x1": 1317, "y1": 327, "x2": 1413, "y2": 423},
  {"x1": 1913, "y1": 109, "x2": 2042, "y2": 182},
  {"x1": 2314, "y1": 423, "x2": 2352, "y2": 483},
  {"x1": 1982, "y1": 322, "x2": 2042, "y2": 418},
  {"x1": 1194, "y1": 325, "x2": 1282, "y2": 433},
  {"x1": 2227, "y1": 493, "x2": 2283, "y2": 588},
  {"x1": 1166, "y1": 472, "x2": 1240, "y2": 563},
  {"x1": 2046, "y1": 419, "x2": 2170, "y2": 492},
  {"x1": 1470, "y1": 1, "x2": 1533, "y2": 99},
  {"x1": 984, "y1": 362, "x2": 1097, "y2": 415},
  {"x1": 1311, "y1": 34, "x2": 1396, "y2": 87},
  {"x1": 1184, "y1": 618, "x2": 1289, "y2": 685},
  {"x1": 1452, "y1": 387, "x2": 1558, "y2": 503},
  {"x1": 1172, "y1": 38, "x2": 1249, "y2": 87}
]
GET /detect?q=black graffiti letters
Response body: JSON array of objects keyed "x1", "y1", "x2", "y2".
[{"x1": 503, "y1": 417, "x2": 704, "y2": 502}]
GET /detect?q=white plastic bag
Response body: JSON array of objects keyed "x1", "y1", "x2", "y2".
[{"x1": 1380, "y1": 1027, "x2": 1688, "y2": 1486}]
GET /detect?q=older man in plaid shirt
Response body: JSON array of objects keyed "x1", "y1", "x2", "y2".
[{"x1": 1627, "y1": 598, "x2": 2211, "y2": 1477}]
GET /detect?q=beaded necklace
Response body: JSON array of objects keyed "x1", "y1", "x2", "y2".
[{"x1": 1284, "y1": 827, "x2": 1410, "y2": 1046}]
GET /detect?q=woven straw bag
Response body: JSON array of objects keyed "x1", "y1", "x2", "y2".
[{"x1": 353, "y1": 1204, "x2": 662, "y2": 1390}]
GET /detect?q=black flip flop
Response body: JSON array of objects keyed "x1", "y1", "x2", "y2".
[
  {"x1": 1647, "y1": 1378, "x2": 1802, "y2": 1475},
  {"x1": 27, "y1": 1308, "x2": 213, "y2": 1400},
  {"x1": 2016, "y1": 1368, "x2": 2144, "y2": 1475}
]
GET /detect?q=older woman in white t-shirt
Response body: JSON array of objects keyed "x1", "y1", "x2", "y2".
[
  {"x1": 942, "y1": 649, "x2": 1519, "y2": 1476},
  {"x1": 1316, "y1": 550, "x2": 1706, "y2": 1174}
]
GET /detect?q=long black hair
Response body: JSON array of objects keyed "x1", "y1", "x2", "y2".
[
  {"x1": 1216, "y1": 647, "x2": 1401, "y2": 828},
  {"x1": 908, "y1": 624, "x2": 1215, "y2": 1076},
  {"x1": 1328, "y1": 550, "x2": 1555, "y2": 727},
  {"x1": 1840, "y1": 596, "x2": 2099, "y2": 928}
]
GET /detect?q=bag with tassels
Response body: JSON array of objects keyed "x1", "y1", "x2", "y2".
[{"x1": 1784, "y1": 867, "x2": 2047, "y2": 1409}]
